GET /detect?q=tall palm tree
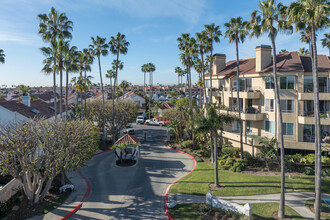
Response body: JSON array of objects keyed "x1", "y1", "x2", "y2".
[
  {"x1": 106, "y1": 68, "x2": 116, "y2": 100},
  {"x1": 71, "y1": 76, "x2": 84, "y2": 106},
  {"x1": 141, "y1": 64, "x2": 148, "y2": 94},
  {"x1": 196, "y1": 104, "x2": 235, "y2": 186},
  {"x1": 81, "y1": 48, "x2": 93, "y2": 117},
  {"x1": 174, "y1": 66, "x2": 184, "y2": 86},
  {"x1": 146, "y1": 63, "x2": 156, "y2": 120},
  {"x1": 63, "y1": 44, "x2": 78, "y2": 119},
  {"x1": 38, "y1": 7, "x2": 73, "y2": 120},
  {"x1": 247, "y1": 0, "x2": 290, "y2": 217},
  {"x1": 224, "y1": 16, "x2": 249, "y2": 160},
  {"x1": 56, "y1": 39, "x2": 67, "y2": 119},
  {"x1": 300, "y1": 29, "x2": 313, "y2": 55},
  {"x1": 196, "y1": 31, "x2": 210, "y2": 107},
  {"x1": 119, "y1": 80, "x2": 131, "y2": 93},
  {"x1": 286, "y1": 1, "x2": 329, "y2": 218},
  {"x1": 321, "y1": 33, "x2": 330, "y2": 56},
  {"x1": 193, "y1": 58, "x2": 204, "y2": 108},
  {"x1": 204, "y1": 24, "x2": 222, "y2": 105},
  {"x1": 299, "y1": 47, "x2": 310, "y2": 55},
  {"x1": 0, "y1": 49, "x2": 5, "y2": 64},
  {"x1": 109, "y1": 32, "x2": 129, "y2": 143},
  {"x1": 89, "y1": 36, "x2": 109, "y2": 143}
]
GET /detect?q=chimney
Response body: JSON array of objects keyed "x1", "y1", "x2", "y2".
[
  {"x1": 213, "y1": 54, "x2": 226, "y2": 75},
  {"x1": 22, "y1": 94, "x2": 31, "y2": 107},
  {"x1": 256, "y1": 45, "x2": 272, "y2": 72}
]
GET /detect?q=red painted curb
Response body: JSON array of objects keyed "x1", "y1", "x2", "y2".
[
  {"x1": 59, "y1": 149, "x2": 112, "y2": 220},
  {"x1": 164, "y1": 141, "x2": 197, "y2": 220}
]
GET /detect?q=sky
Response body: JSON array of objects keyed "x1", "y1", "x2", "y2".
[{"x1": 0, "y1": 0, "x2": 329, "y2": 87}]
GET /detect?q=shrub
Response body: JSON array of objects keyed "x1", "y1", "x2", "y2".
[
  {"x1": 222, "y1": 147, "x2": 240, "y2": 157},
  {"x1": 305, "y1": 154, "x2": 315, "y2": 164},
  {"x1": 322, "y1": 167, "x2": 330, "y2": 177},
  {"x1": 302, "y1": 167, "x2": 314, "y2": 175},
  {"x1": 181, "y1": 140, "x2": 193, "y2": 149},
  {"x1": 321, "y1": 156, "x2": 330, "y2": 165}
]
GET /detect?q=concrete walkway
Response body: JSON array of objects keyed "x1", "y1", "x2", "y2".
[{"x1": 168, "y1": 192, "x2": 330, "y2": 219}]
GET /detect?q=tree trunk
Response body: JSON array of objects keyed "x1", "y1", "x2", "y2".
[
  {"x1": 80, "y1": 71, "x2": 83, "y2": 119},
  {"x1": 144, "y1": 72, "x2": 146, "y2": 94},
  {"x1": 98, "y1": 55, "x2": 106, "y2": 143},
  {"x1": 202, "y1": 52, "x2": 206, "y2": 108},
  {"x1": 210, "y1": 130, "x2": 214, "y2": 163},
  {"x1": 84, "y1": 70, "x2": 87, "y2": 118},
  {"x1": 149, "y1": 72, "x2": 152, "y2": 120},
  {"x1": 53, "y1": 62, "x2": 57, "y2": 120},
  {"x1": 65, "y1": 69, "x2": 69, "y2": 120},
  {"x1": 59, "y1": 65, "x2": 63, "y2": 119},
  {"x1": 112, "y1": 76, "x2": 116, "y2": 144},
  {"x1": 235, "y1": 38, "x2": 243, "y2": 160},
  {"x1": 270, "y1": 33, "x2": 285, "y2": 219},
  {"x1": 209, "y1": 44, "x2": 214, "y2": 162},
  {"x1": 311, "y1": 24, "x2": 322, "y2": 220},
  {"x1": 214, "y1": 130, "x2": 219, "y2": 186}
]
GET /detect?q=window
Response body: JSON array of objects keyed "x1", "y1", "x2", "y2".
[
  {"x1": 218, "y1": 79, "x2": 224, "y2": 91},
  {"x1": 280, "y1": 100, "x2": 294, "y2": 113},
  {"x1": 265, "y1": 120, "x2": 275, "y2": 134},
  {"x1": 304, "y1": 76, "x2": 313, "y2": 92},
  {"x1": 205, "y1": 79, "x2": 210, "y2": 88},
  {"x1": 319, "y1": 77, "x2": 328, "y2": 93},
  {"x1": 303, "y1": 76, "x2": 329, "y2": 93},
  {"x1": 246, "y1": 121, "x2": 253, "y2": 134},
  {"x1": 280, "y1": 76, "x2": 295, "y2": 90},
  {"x1": 304, "y1": 125, "x2": 330, "y2": 142},
  {"x1": 265, "y1": 77, "x2": 274, "y2": 89},
  {"x1": 232, "y1": 80, "x2": 238, "y2": 91},
  {"x1": 265, "y1": 99, "x2": 275, "y2": 112},
  {"x1": 282, "y1": 123, "x2": 294, "y2": 136}
]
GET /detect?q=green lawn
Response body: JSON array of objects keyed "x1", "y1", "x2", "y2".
[
  {"x1": 305, "y1": 199, "x2": 330, "y2": 219},
  {"x1": 170, "y1": 162, "x2": 330, "y2": 196},
  {"x1": 168, "y1": 203, "x2": 303, "y2": 220}
]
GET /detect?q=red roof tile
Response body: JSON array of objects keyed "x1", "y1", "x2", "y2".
[{"x1": 114, "y1": 134, "x2": 140, "y2": 145}]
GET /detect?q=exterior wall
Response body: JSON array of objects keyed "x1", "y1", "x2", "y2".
[
  {"x1": 0, "y1": 106, "x2": 31, "y2": 125},
  {"x1": 0, "y1": 178, "x2": 22, "y2": 202}
]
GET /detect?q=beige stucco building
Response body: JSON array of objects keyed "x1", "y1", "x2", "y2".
[{"x1": 205, "y1": 45, "x2": 330, "y2": 155}]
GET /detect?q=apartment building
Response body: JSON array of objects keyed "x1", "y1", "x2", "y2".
[{"x1": 205, "y1": 45, "x2": 330, "y2": 155}]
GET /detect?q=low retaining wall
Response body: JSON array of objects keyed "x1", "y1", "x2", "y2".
[
  {"x1": 0, "y1": 178, "x2": 22, "y2": 202},
  {"x1": 206, "y1": 192, "x2": 252, "y2": 219}
]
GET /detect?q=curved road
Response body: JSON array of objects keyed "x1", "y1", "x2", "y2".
[{"x1": 64, "y1": 125, "x2": 194, "y2": 219}]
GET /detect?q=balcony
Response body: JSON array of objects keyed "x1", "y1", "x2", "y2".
[
  {"x1": 207, "y1": 88, "x2": 221, "y2": 96},
  {"x1": 298, "y1": 92, "x2": 330, "y2": 100},
  {"x1": 298, "y1": 115, "x2": 330, "y2": 125},
  {"x1": 229, "y1": 88, "x2": 261, "y2": 99},
  {"x1": 219, "y1": 107, "x2": 264, "y2": 121}
]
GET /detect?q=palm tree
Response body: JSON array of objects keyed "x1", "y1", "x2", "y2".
[
  {"x1": 299, "y1": 47, "x2": 310, "y2": 55},
  {"x1": 71, "y1": 76, "x2": 84, "y2": 106},
  {"x1": 196, "y1": 104, "x2": 235, "y2": 186},
  {"x1": 300, "y1": 29, "x2": 313, "y2": 55},
  {"x1": 119, "y1": 80, "x2": 131, "y2": 93},
  {"x1": 279, "y1": 49, "x2": 288, "y2": 53},
  {"x1": 89, "y1": 36, "x2": 109, "y2": 143},
  {"x1": 193, "y1": 58, "x2": 204, "y2": 108},
  {"x1": 174, "y1": 66, "x2": 183, "y2": 86},
  {"x1": 224, "y1": 16, "x2": 249, "y2": 160},
  {"x1": 109, "y1": 32, "x2": 129, "y2": 143},
  {"x1": 63, "y1": 44, "x2": 78, "y2": 119},
  {"x1": 321, "y1": 33, "x2": 330, "y2": 56},
  {"x1": 146, "y1": 63, "x2": 156, "y2": 120},
  {"x1": 0, "y1": 49, "x2": 5, "y2": 64},
  {"x1": 247, "y1": 0, "x2": 290, "y2": 217},
  {"x1": 141, "y1": 64, "x2": 148, "y2": 94},
  {"x1": 286, "y1": 1, "x2": 329, "y2": 218},
  {"x1": 196, "y1": 31, "x2": 211, "y2": 107},
  {"x1": 38, "y1": 7, "x2": 73, "y2": 120},
  {"x1": 204, "y1": 24, "x2": 222, "y2": 105},
  {"x1": 56, "y1": 39, "x2": 67, "y2": 119},
  {"x1": 81, "y1": 48, "x2": 93, "y2": 117},
  {"x1": 106, "y1": 69, "x2": 116, "y2": 100}
]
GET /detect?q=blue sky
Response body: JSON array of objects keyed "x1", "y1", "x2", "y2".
[{"x1": 0, "y1": 0, "x2": 329, "y2": 87}]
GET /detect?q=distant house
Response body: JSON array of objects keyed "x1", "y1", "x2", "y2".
[
  {"x1": 157, "y1": 102, "x2": 174, "y2": 117},
  {"x1": 119, "y1": 91, "x2": 146, "y2": 117}
]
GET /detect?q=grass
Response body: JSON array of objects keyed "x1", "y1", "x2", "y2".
[
  {"x1": 168, "y1": 202, "x2": 303, "y2": 220},
  {"x1": 169, "y1": 162, "x2": 330, "y2": 196},
  {"x1": 305, "y1": 199, "x2": 330, "y2": 219},
  {"x1": 42, "y1": 191, "x2": 71, "y2": 214}
]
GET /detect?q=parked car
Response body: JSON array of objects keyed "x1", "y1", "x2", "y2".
[
  {"x1": 145, "y1": 118, "x2": 165, "y2": 126},
  {"x1": 136, "y1": 116, "x2": 145, "y2": 124},
  {"x1": 123, "y1": 125, "x2": 135, "y2": 134}
]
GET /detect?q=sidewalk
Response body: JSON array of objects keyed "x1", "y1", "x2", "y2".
[
  {"x1": 27, "y1": 170, "x2": 87, "y2": 220},
  {"x1": 168, "y1": 192, "x2": 330, "y2": 219}
]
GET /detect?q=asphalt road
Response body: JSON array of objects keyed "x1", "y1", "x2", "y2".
[{"x1": 68, "y1": 124, "x2": 194, "y2": 220}]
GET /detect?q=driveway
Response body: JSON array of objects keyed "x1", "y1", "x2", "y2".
[{"x1": 40, "y1": 124, "x2": 195, "y2": 220}]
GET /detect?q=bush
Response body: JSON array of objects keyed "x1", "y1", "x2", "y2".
[
  {"x1": 181, "y1": 140, "x2": 193, "y2": 149},
  {"x1": 321, "y1": 156, "x2": 330, "y2": 165},
  {"x1": 222, "y1": 147, "x2": 240, "y2": 157},
  {"x1": 322, "y1": 167, "x2": 330, "y2": 177},
  {"x1": 302, "y1": 166, "x2": 314, "y2": 175}
]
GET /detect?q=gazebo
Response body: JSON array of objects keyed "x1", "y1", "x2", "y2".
[{"x1": 113, "y1": 134, "x2": 140, "y2": 166}]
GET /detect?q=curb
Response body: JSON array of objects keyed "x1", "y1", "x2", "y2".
[
  {"x1": 164, "y1": 142, "x2": 197, "y2": 220},
  {"x1": 59, "y1": 149, "x2": 112, "y2": 220}
]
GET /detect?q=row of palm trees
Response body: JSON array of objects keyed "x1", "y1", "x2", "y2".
[
  {"x1": 175, "y1": 0, "x2": 328, "y2": 218},
  {"x1": 141, "y1": 63, "x2": 156, "y2": 119},
  {"x1": 38, "y1": 7, "x2": 130, "y2": 144}
]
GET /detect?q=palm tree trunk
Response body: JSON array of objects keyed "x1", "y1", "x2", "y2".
[
  {"x1": 209, "y1": 44, "x2": 214, "y2": 162},
  {"x1": 53, "y1": 66, "x2": 57, "y2": 120},
  {"x1": 201, "y1": 53, "x2": 206, "y2": 108},
  {"x1": 65, "y1": 69, "x2": 69, "y2": 120},
  {"x1": 235, "y1": 39, "x2": 243, "y2": 160},
  {"x1": 112, "y1": 76, "x2": 115, "y2": 144},
  {"x1": 210, "y1": 131, "x2": 214, "y2": 163},
  {"x1": 80, "y1": 71, "x2": 83, "y2": 119},
  {"x1": 98, "y1": 55, "x2": 106, "y2": 143},
  {"x1": 271, "y1": 33, "x2": 285, "y2": 219},
  {"x1": 113, "y1": 51, "x2": 120, "y2": 143},
  {"x1": 311, "y1": 24, "x2": 322, "y2": 220},
  {"x1": 84, "y1": 70, "x2": 87, "y2": 118},
  {"x1": 59, "y1": 66, "x2": 63, "y2": 119},
  {"x1": 144, "y1": 72, "x2": 146, "y2": 94},
  {"x1": 214, "y1": 130, "x2": 219, "y2": 186},
  {"x1": 149, "y1": 72, "x2": 152, "y2": 120}
]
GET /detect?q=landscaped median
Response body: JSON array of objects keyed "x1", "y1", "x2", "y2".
[{"x1": 169, "y1": 162, "x2": 330, "y2": 196}]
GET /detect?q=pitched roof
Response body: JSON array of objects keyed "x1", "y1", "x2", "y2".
[
  {"x1": 34, "y1": 91, "x2": 59, "y2": 102},
  {"x1": 119, "y1": 91, "x2": 144, "y2": 100},
  {"x1": 159, "y1": 102, "x2": 174, "y2": 110},
  {"x1": 205, "y1": 52, "x2": 330, "y2": 78},
  {"x1": 114, "y1": 134, "x2": 140, "y2": 145}
]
